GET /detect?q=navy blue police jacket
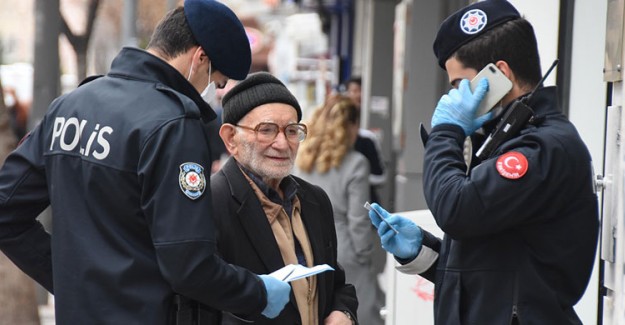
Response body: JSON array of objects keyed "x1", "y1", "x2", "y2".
[
  {"x1": 0, "y1": 47, "x2": 266, "y2": 324},
  {"x1": 419, "y1": 86, "x2": 599, "y2": 324}
]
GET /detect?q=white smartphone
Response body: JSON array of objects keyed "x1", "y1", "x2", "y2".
[{"x1": 471, "y1": 63, "x2": 513, "y2": 116}]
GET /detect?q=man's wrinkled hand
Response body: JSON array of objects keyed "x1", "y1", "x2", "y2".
[{"x1": 323, "y1": 310, "x2": 354, "y2": 325}]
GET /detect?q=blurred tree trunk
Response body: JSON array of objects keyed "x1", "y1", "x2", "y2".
[
  {"x1": 0, "y1": 254, "x2": 41, "y2": 325},
  {"x1": 0, "y1": 78, "x2": 17, "y2": 157},
  {"x1": 61, "y1": 0, "x2": 101, "y2": 82},
  {"x1": 31, "y1": 0, "x2": 61, "y2": 313},
  {"x1": 30, "y1": 0, "x2": 61, "y2": 130},
  {"x1": 0, "y1": 79, "x2": 41, "y2": 325}
]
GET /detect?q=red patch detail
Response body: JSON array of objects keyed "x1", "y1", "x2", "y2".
[
  {"x1": 468, "y1": 16, "x2": 478, "y2": 26},
  {"x1": 496, "y1": 151, "x2": 528, "y2": 180},
  {"x1": 17, "y1": 132, "x2": 31, "y2": 147}
]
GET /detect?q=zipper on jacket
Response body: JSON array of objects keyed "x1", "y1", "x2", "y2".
[
  {"x1": 511, "y1": 305, "x2": 520, "y2": 324},
  {"x1": 510, "y1": 273, "x2": 521, "y2": 324}
]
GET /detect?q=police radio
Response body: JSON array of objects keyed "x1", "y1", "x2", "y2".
[{"x1": 475, "y1": 59, "x2": 559, "y2": 159}]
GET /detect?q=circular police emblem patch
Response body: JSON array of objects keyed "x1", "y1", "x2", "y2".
[
  {"x1": 460, "y1": 9, "x2": 488, "y2": 35},
  {"x1": 496, "y1": 151, "x2": 528, "y2": 180},
  {"x1": 179, "y1": 162, "x2": 206, "y2": 200}
]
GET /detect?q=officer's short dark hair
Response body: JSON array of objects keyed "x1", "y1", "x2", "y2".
[
  {"x1": 453, "y1": 18, "x2": 542, "y2": 89},
  {"x1": 147, "y1": 7, "x2": 198, "y2": 60}
]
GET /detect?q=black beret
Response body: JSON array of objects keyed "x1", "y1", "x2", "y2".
[
  {"x1": 222, "y1": 72, "x2": 302, "y2": 125},
  {"x1": 433, "y1": 0, "x2": 520, "y2": 69},
  {"x1": 184, "y1": 0, "x2": 251, "y2": 80}
]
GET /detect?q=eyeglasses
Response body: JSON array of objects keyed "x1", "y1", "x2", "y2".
[{"x1": 236, "y1": 122, "x2": 308, "y2": 143}]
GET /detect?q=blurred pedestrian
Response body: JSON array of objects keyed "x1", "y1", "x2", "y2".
[
  {"x1": 2, "y1": 86, "x2": 29, "y2": 141},
  {"x1": 344, "y1": 76, "x2": 386, "y2": 204},
  {"x1": 296, "y1": 95, "x2": 383, "y2": 325}
]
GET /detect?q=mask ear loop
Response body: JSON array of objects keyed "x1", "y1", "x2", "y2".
[
  {"x1": 186, "y1": 46, "x2": 204, "y2": 81},
  {"x1": 207, "y1": 62, "x2": 212, "y2": 86},
  {"x1": 187, "y1": 61, "x2": 194, "y2": 81}
]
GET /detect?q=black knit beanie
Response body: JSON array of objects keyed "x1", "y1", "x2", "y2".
[{"x1": 221, "y1": 72, "x2": 302, "y2": 124}]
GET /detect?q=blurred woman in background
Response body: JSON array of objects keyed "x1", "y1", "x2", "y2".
[{"x1": 295, "y1": 95, "x2": 383, "y2": 325}]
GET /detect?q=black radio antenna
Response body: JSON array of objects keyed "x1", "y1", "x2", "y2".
[
  {"x1": 522, "y1": 59, "x2": 559, "y2": 104},
  {"x1": 475, "y1": 59, "x2": 560, "y2": 159}
]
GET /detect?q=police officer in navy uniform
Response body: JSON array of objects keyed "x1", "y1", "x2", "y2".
[
  {"x1": 0, "y1": 1, "x2": 291, "y2": 324},
  {"x1": 367, "y1": 1, "x2": 599, "y2": 324}
]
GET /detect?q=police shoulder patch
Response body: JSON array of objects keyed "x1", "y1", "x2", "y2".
[
  {"x1": 179, "y1": 162, "x2": 206, "y2": 200},
  {"x1": 496, "y1": 151, "x2": 528, "y2": 180}
]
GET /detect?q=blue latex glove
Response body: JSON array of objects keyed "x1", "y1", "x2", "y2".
[
  {"x1": 431, "y1": 78, "x2": 493, "y2": 136},
  {"x1": 367, "y1": 203, "x2": 423, "y2": 260},
  {"x1": 258, "y1": 274, "x2": 291, "y2": 318}
]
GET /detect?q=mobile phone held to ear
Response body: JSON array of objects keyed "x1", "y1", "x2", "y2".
[{"x1": 471, "y1": 63, "x2": 513, "y2": 116}]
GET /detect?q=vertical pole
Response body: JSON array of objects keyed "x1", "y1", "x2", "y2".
[
  {"x1": 31, "y1": 0, "x2": 61, "y2": 306},
  {"x1": 31, "y1": 0, "x2": 60, "y2": 129},
  {"x1": 121, "y1": 0, "x2": 138, "y2": 47}
]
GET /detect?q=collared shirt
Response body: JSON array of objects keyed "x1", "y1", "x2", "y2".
[{"x1": 238, "y1": 163, "x2": 306, "y2": 266}]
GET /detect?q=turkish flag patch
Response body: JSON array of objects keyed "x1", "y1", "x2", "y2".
[{"x1": 496, "y1": 151, "x2": 528, "y2": 180}]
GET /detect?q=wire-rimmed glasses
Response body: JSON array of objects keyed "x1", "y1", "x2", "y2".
[{"x1": 236, "y1": 122, "x2": 307, "y2": 143}]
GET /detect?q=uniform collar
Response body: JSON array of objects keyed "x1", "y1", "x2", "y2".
[
  {"x1": 522, "y1": 86, "x2": 560, "y2": 116},
  {"x1": 482, "y1": 86, "x2": 560, "y2": 133},
  {"x1": 108, "y1": 47, "x2": 216, "y2": 122}
]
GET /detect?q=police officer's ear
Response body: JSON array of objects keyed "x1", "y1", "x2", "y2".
[
  {"x1": 494, "y1": 60, "x2": 530, "y2": 104},
  {"x1": 194, "y1": 46, "x2": 213, "y2": 70},
  {"x1": 188, "y1": 45, "x2": 210, "y2": 66},
  {"x1": 494, "y1": 60, "x2": 514, "y2": 82},
  {"x1": 219, "y1": 123, "x2": 238, "y2": 155},
  {"x1": 184, "y1": 46, "x2": 204, "y2": 84}
]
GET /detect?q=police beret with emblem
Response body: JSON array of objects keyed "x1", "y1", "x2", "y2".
[
  {"x1": 222, "y1": 72, "x2": 302, "y2": 125},
  {"x1": 184, "y1": 0, "x2": 251, "y2": 80},
  {"x1": 433, "y1": 0, "x2": 520, "y2": 69}
]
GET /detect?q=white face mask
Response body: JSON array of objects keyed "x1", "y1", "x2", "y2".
[
  {"x1": 188, "y1": 60, "x2": 218, "y2": 107},
  {"x1": 201, "y1": 65, "x2": 217, "y2": 107}
]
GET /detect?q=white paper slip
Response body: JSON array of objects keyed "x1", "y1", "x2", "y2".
[{"x1": 269, "y1": 264, "x2": 334, "y2": 282}]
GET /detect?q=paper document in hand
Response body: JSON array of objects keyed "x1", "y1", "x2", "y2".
[{"x1": 269, "y1": 264, "x2": 334, "y2": 282}]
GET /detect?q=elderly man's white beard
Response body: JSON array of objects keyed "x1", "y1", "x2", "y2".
[{"x1": 238, "y1": 140, "x2": 295, "y2": 183}]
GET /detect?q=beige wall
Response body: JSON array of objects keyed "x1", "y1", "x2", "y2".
[{"x1": 0, "y1": 0, "x2": 34, "y2": 64}]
